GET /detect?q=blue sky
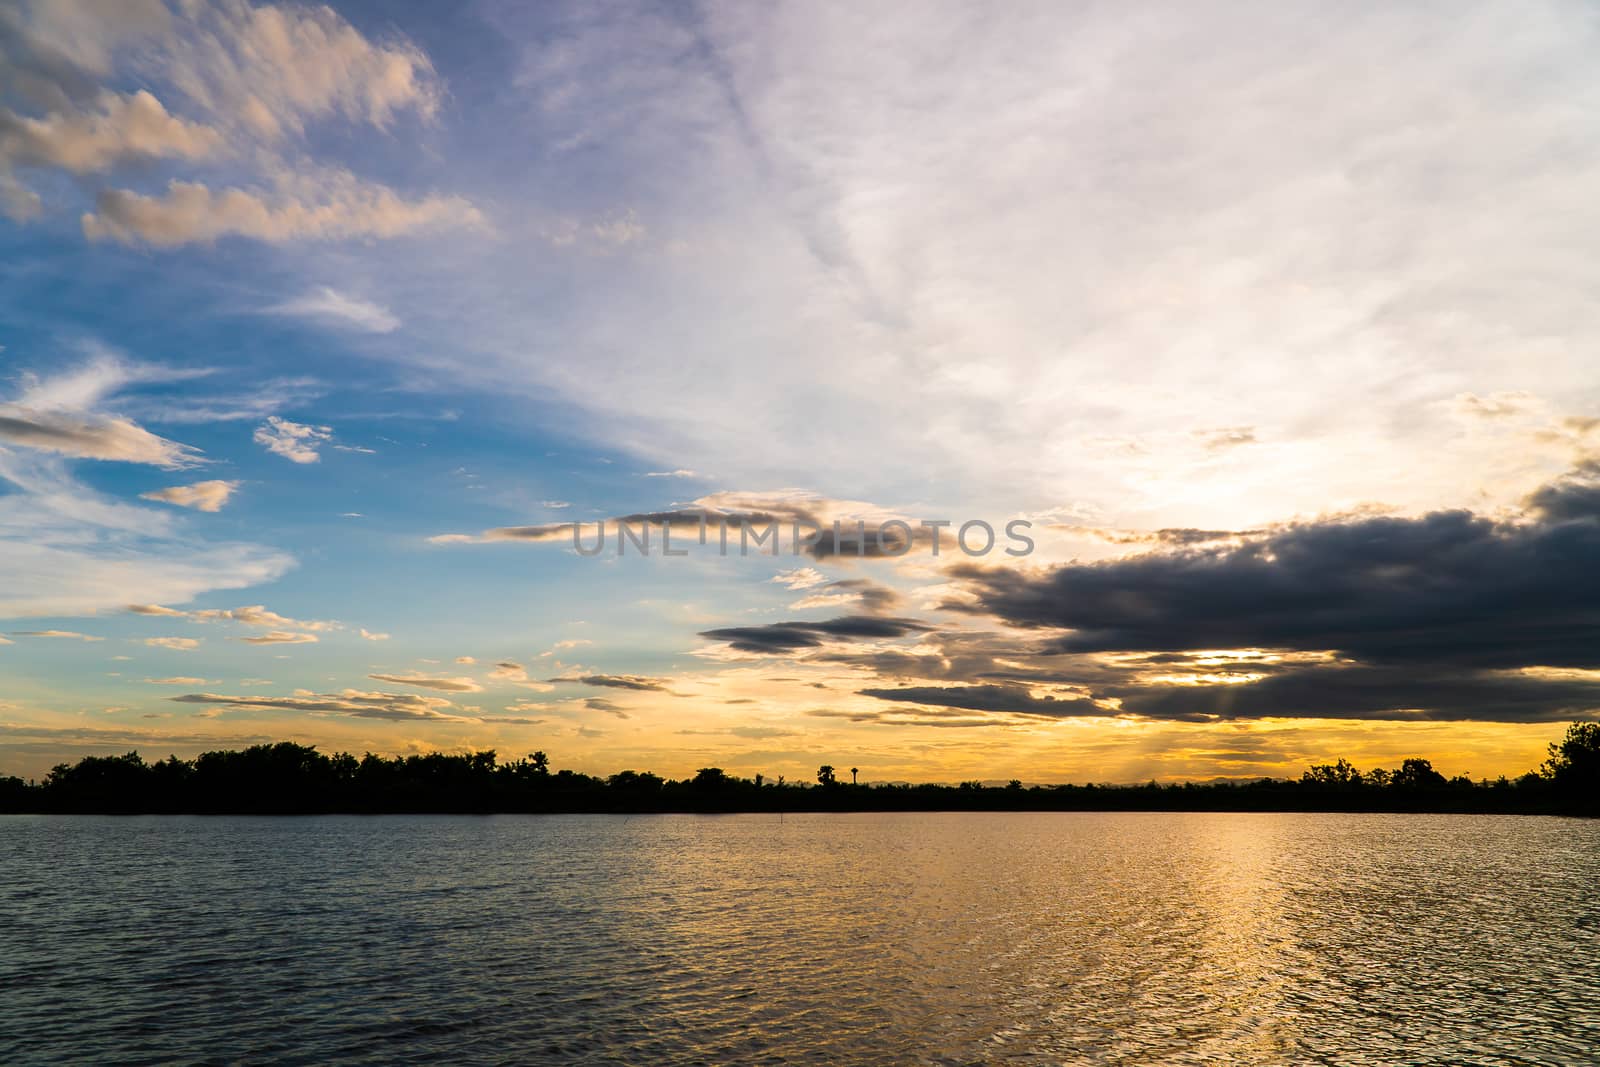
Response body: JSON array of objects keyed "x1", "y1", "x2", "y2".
[{"x1": 3, "y1": 0, "x2": 1600, "y2": 783}]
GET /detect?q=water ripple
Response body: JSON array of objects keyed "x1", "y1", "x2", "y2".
[{"x1": 1, "y1": 812, "x2": 1596, "y2": 1064}]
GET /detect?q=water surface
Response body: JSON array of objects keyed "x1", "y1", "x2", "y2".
[{"x1": 3, "y1": 812, "x2": 1597, "y2": 1064}]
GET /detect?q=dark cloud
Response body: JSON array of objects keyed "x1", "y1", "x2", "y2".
[
  {"x1": 551, "y1": 674, "x2": 669, "y2": 692},
  {"x1": 858, "y1": 684, "x2": 1105, "y2": 718},
  {"x1": 367, "y1": 672, "x2": 481, "y2": 693},
  {"x1": 0, "y1": 407, "x2": 199, "y2": 467},
  {"x1": 170, "y1": 690, "x2": 473, "y2": 722},
  {"x1": 699, "y1": 615, "x2": 936, "y2": 653},
  {"x1": 584, "y1": 697, "x2": 630, "y2": 718},
  {"x1": 791, "y1": 577, "x2": 901, "y2": 613},
  {"x1": 936, "y1": 473, "x2": 1600, "y2": 722},
  {"x1": 1107, "y1": 664, "x2": 1600, "y2": 723},
  {"x1": 949, "y1": 507, "x2": 1600, "y2": 670},
  {"x1": 451, "y1": 501, "x2": 943, "y2": 560},
  {"x1": 1524, "y1": 467, "x2": 1600, "y2": 523},
  {"x1": 805, "y1": 706, "x2": 1018, "y2": 728}
]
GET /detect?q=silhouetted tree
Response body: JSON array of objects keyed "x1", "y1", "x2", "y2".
[
  {"x1": 1392, "y1": 757, "x2": 1447, "y2": 789},
  {"x1": 693, "y1": 767, "x2": 729, "y2": 790},
  {"x1": 1302, "y1": 758, "x2": 1362, "y2": 787},
  {"x1": 1541, "y1": 721, "x2": 1600, "y2": 811},
  {"x1": 6, "y1": 727, "x2": 1593, "y2": 814}
]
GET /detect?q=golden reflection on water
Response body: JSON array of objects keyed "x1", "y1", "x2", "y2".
[{"x1": 5, "y1": 811, "x2": 1598, "y2": 1064}]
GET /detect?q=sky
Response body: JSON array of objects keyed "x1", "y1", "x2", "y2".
[{"x1": 2, "y1": 0, "x2": 1599, "y2": 785}]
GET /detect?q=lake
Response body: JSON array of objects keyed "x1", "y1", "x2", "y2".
[{"x1": 3, "y1": 812, "x2": 1597, "y2": 1064}]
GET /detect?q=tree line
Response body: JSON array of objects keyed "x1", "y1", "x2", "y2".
[{"x1": 1, "y1": 722, "x2": 1595, "y2": 815}]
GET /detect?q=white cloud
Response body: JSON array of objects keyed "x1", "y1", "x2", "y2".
[
  {"x1": 0, "y1": 537, "x2": 290, "y2": 618},
  {"x1": 772, "y1": 567, "x2": 828, "y2": 591},
  {"x1": 254, "y1": 415, "x2": 331, "y2": 464},
  {"x1": 156, "y1": 0, "x2": 441, "y2": 138},
  {"x1": 644, "y1": 469, "x2": 698, "y2": 478},
  {"x1": 82, "y1": 171, "x2": 483, "y2": 247},
  {"x1": 128, "y1": 603, "x2": 337, "y2": 631},
  {"x1": 146, "y1": 676, "x2": 206, "y2": 685},
  {"x1": 359, "y1": 628, "x2": 390, "y2": 641},
  {"x1": 2, "y1": 0, "x2": 475, "y2": 244},
  {"x1": 0, "y1": 352, "x2": 206, "y2": 468},
  {"x1": 190, "y1": 605, "x2": 335, "y2": 630},
  {"x1": 128, "y1": 604, "x2": 187, "y2": 617},
  {"x1": 140, "y1": 479, "x2": 239, "y2": 512},
  {"x1": 267, "y1": 286, "x2": 400, "y2": 333},
  {"x1": 236, "y1": 630, "x2": 318, "y2": 645},
  {"x1": 359, "y1": 0, "x2": 1600, "y2": 535},
  {"x1": 0, "y1": 370, "x2": 288, "y2": 622},
  {"x1": 0, "y1": 89, "x2": 219, "y2": 183},
  {"x1": 11, "y1": 630, "x2": 101, "y2": 641},
  {"x1": 144, "y1": 636, "x2": 200, "y2": 650}
]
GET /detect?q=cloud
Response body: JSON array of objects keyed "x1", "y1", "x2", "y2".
[
  {"x1": 789, "y1": 578, "x2": 899, "y2": 614},
  {"x1": 237, "y1": 630, "x2": 317, "y2": 645},
  {"x1": 0, "y1": 534, "x2": 292, "y2": 619},
  {"x1": 432, "y1": 492, "x2": 945, "y2": 559},
  {"x1": 549, "y1": 673, "x2": 669, "y2": 692},
  {"x1": 698, "y1": 615, "x2": 935, "y2": 654},
  {"x1": 254, "y1": 416, "x2": 331, "y2": 463},
  {"x1": 1193, "y1": 426, "x2": 1257, "y2": 451},
  {"x1": 194, "y1": 605, "x2": 334, "y2": 629},
  {"x1": 0, "y1": 356, "x2": 292, "y2": 617},
  {"x1": 644, "y1": 469, "x2": 698, "y2": 478},
  {"x1": 0, "y1": 407, "x2": 200, "y2": 467},
  {"x1": 367, "y1": 672, "x2": 483, "y2": 693},
  {"x1": 82, "y1": 172, "x2": 483, "y2": 247},
  {"x1": 146, "y1": 676, "x2": 206, "y2": 685},
  {"x1": 2, "y1": 0, "x2": 475, "y2": 243},
  {"x1": 143, "y1": 636, "x2": 199, "y2": 650},
  {"x1": 772, "y1": 567, "x2": 828, "y2": 590},
  {"x1": 11, "y1": 629, "x2": 100, "y2": 641},
  {"x1": 128, "y1": 604, "x2": 186, "y2": 617},
  {"x1": 1525, "y1": 467, "x2": 1600, "y2": 523},
  {"x1": 170, "y1": 689, "x2": 471, "y2": 722},
  {"x1": 139, "y1": 479, "x2": 238, "y2": 512},
  {"x1": 157, "y1": 0, "x2": 441, "y2": 137},
  {"x1": 929, "y1": 466, "x2": 1600, "y2": 722},
  {"x1": 584, "y1": 697, "x2": 630, "y2": 718},
  {"x1": 266, "y1": 286, "x2": 399, "y2": 333},
  {"x1": 858, "y1": 684, "x2": 1106, "y2": 719},
  {"x1": 359, "y1": 628, "x2": 390, "y2": 641},
  {"x1": 1454, "y1": 392, "x2": 1540, "y2": 421},
  {"x1": 129, "y1": 604, "x2": 337, "y2": 631},
  {"x1": 0, "y1": 89, "x2": 219, "y2": 185},
  {"x1": 489, "y1": 661, "x2": 528, "y2": 682}
]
